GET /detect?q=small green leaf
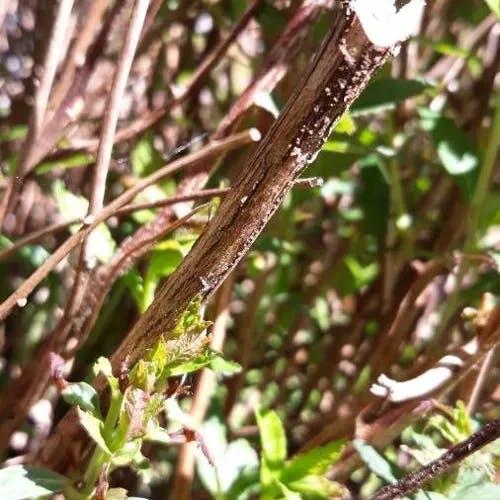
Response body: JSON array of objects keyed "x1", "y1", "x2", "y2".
[
  {"x1": 147, "y1": 336, "x2": 168, "y2": 375},
  {"x1": 277, "y1": 481, "x2": 302, "y2": 500},
  {"x1": 129, "y1": 359, "x2": 157, "y2": 393},
  {"x1": 359, "y1": 156, "x2": 390, "y2": 242},
  {"x1": 165, "y1": 350, "x2": 219, "y2": 377},
  {"x1": 142, "y1": 243, "x2": 184, "y2": 310},
  {"x1": 35, "y1": 152, "x2": 94, "y2": 174},
  {"x1": 420, "y1": 109, "x2": 479, "y2": 200},
  {"x1": 208, "y1": 352, "x2": 242, "y2": 375},
  {"x1": 61, "y1": 382, "x2": 101, "y2": 417},
  {"x1": 256, "y1": 408, "x2": 287, "y2": 469},
  {"x1": 281, "y1": 440, "x2": 345, "y2": 482},
  {"x1": 483, "y1": 0, "x2": 500, "y2": 17},
  {"x1": 93, "y1": 357, "x2": 119, "y2": 393},
  {"x1": 111, "y1": 439, "x2": 143, "y2": 467},
  {"x1": 285, "y1": 475, "x2": 346, "y2": 499},
  {"x1": 334, "y1": 112, "x2": 356, "y2": 135},
  {"x1": 450, "y1": 483, "x2": 500, "y2": 500},
  {"x1": 352, "y1": 78, "x2": 432, "y2": 115},
  {"x1": 353, "y1": 439, "x2": 398, "y2": 484},
  {"x1": 121, "y1": 270, "x2": 145, "y2": 312},
  {"x1": 77, "y1": 408, "x2": 112, "y2": 455},
  {"x1": 0, "y1": 465, "x2": 68, "y2": 500},
  {"x1": 131, "y1": 132, "x2": 162, "y2": 177}
]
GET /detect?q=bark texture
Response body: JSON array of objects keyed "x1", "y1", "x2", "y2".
[{"x1": 36, "y1": 7, "x2": 392, "y2": 474}]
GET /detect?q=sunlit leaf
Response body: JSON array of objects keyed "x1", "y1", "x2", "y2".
[
  {"x1": 352, "y1": 78, "x2": 432, "y2": 115},
  {"x1": 483, "y1": 0, "x2": 500, "y2": 17},
  {"x1": 77, "y1": 408, "x2": 112, "y2": 455},
  {"x1": 256, "y1": 408, "x2": 287, "y2": 469},
  {"x1": 0, "y1": 465, "x2": 67, "y2": 500},
  {"x1": 61, "y1": 382, "x2": 101, "y2": 417},
  {"x1": 281, "y1": 440, "x2": 345, "y2": 482},
  {"x1": 353, "y1": 439, "x2": 398, "y2": 484}
]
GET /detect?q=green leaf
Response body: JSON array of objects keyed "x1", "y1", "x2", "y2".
[
  {"x1": 353, "y1": 439, "x2": 398, "y2": 484},
  {"x1": 334, "y1": 112, "x2": 356, "y2": 135},
  {"x1": 165, "y1": 349, "x2": 219, "y2": 377},
  {"x1": 450, "y1": 483, "x2": 500, "y2": 500},
  {"x1": 93, "y1": 356, "x2": 119, "y2": 393},
  {"x1": 142, "y1": 242, "x2": 184, "y2": 310},
  {"x1": 483, "y1": 0, "x2": 500, "y2": 17},
  {"x1": 226, "y1": 466, "x2": 260, "y2": 500},
  {"x1": 277, "y1": 481, "x2": 302, "y2": 500},
  {"x1": 208, "y1": 352, "x2": 242, "y2": 375},
  {"x1": 35, "y1": 152, "x2": 94, "y2": 174},
  {"x1": 111, "y1": 439, "x2": 143, "y2": 467},
  {"x1": 121, "y1": 270, "x2": 144, "y2": 312},
  {"x1": 359, "y1": 156, "x2": 390, "y2": 242},
  {"x1": 171, "y1": 294, "x2": 211, "y2": 339},
  {"x1": 256, "y1": 408, "x2": 287, "y2": 469},
  {"x1": 281, "y1": 440, "x2": 345, "y2": 482},
  {"x1": 285, "y1": 475, "x2": 346, "y2": 499},
  {"x1": 61, "y1": 382, "x2": 101, "y2": 417},
  {"x1": 77, "y1": 408, "x2": 112, "y2": 455},
  {"x1": 129, "y1": 359, "x2": 157, "y2": 393},
  {"x1": 420, "y1": 109, "x2": 479, "y2": 200},
  {"x1": 52, "y1": 180, "x2": 116, "y2": 263},
  {"x1": 0, "y1": 465, "x2": 68, "y2": 500},
  {"x1": 344, "y1": 256, "x2": 379, "y2": 291},
  {"x1": 352, "y1": 79, "x2": 432, "y2": 115},
  {"x1": 131, "y1": 132, "x2": 162, "y2": 177},
  {"x1": 146, "y1": 336, "x2": 169, "y2": 375}
]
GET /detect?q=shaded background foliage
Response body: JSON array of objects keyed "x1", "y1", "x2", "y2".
[{"x1": 0, "y1": 0, "x2": 499, "y2": 499}]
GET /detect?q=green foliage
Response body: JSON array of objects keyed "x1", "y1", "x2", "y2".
[
  {"x1": 256, "y1": 408, "x2": 346, "y2": 499},
  {"x1": 0, "y1": 465, "x2": 68, "y2": 500},
  {"x1": 483, "y1": 0, "x2": 500, "y2": 17},
  {"x1": 352, "y1": 78, "x2": 432, "y2": 116},
  {"x1": 420, "y1": 108, "x2": 479, "y2": 200},
  {"x1": 353, "y1": 439, "x2": 399, "y2": 484},
  {"x1": 35, "y1": 296, "x2": 241, "y2": 498}
]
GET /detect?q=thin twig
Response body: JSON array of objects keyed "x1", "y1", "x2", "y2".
[
  {"x1": 0, "y1": 205, "x2": 207, "y2": 452},
  {"x1": 32, "y1": 0, "x2": 76, "y2": 138},
  {"x1": 0, "y1": 188, "x2": 228, "y2": 262},
  {"x1": 82, "y1": 0, "x2": 265, "y2": 148},
  {"x1": 0, "y1": 0, "x2": 75, "y2": 228},
  {"x1": 372, "y1": 418, "x2": 500, "y2": 500},
  {"x1": 0, "y1": 129, "x2": 260, "y2": 321},
  {"x1": 466, "y1": 348, "x2": 496, "y2": 415},
  {"x1": 0, "y1": 176, "x2": 321, "y2": 261}
]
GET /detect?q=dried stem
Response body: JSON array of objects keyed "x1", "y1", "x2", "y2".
[{"x1": 0, "y1": 130, "x2": 259, "y2": 321}]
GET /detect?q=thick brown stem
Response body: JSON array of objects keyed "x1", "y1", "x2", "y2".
[{"x1": 36, "y1": 7, "x2": 394, "y2": 475}]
